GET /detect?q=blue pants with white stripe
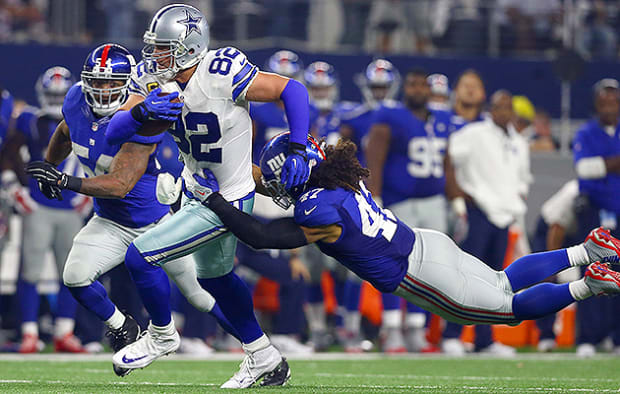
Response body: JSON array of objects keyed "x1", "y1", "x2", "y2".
[{"x1": 133, "y1": 194, "x2": 254, "y2": 277}]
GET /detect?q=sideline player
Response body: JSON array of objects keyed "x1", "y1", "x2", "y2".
[
  {"x1": 99, "y1": 4, "x2": 309, "y2": 387},
  {"x1": 26, "y1": 44, "x2": 240, "y2": 375},
  {"x1": 12, "y1": 67, "x2": 89, "y2": 353},
  {"x1": 190, "y1": 133, "x2": 620, "y2": 334}
]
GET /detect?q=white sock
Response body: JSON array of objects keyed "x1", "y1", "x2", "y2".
[
  {"x1": 406, "y1": 312, "x2": 426, "y2": 329},
  {"x1": 345, "y1": 311, "x2": 361, "y2": 335},
  {"x1": 242, "y1": 333, "x2": 270, "y2": 353},
  {"x1": 569, "y1": 279, "x2": 593, "y2": 301},
  {"x1": 104, "y1": 307, "x2": 125, "y2": 330},
  {"x1": 305, "y1": 303, "x2": 327, "y2": 332},
  {"x1": 22, "y1": 321, "x2": 38, "y2": 337},
  {"x1": 54, "y1": 318, "x2": 75, "y2": 339},
  {"x1": 567, "y1": 245, "x2": 589, "y2": 267},
  {"x1": 151, "y1": 317, "x2": 175, "y2": 335},
  {"x1": 382, "y1": 310, "x2": 402, "y2": 329}
]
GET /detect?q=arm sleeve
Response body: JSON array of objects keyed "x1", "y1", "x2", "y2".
[
  {"x1": 207, "y1": 193, "x2": 308, "y2": 249},
  {"x1": 104, "y1": 109, "x2": 144, "y2": 145},
  {"x1": 280, "y1": 79, "x2": 309, "y2": 147}
]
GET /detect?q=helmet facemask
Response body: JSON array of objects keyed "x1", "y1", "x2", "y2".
[{"x1": 81, "y1": 74, "x2": 129, "y2": 117}]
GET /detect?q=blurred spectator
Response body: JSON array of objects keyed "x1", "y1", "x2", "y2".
[
  {"x1": 101, "y1": 0, "x2": 135, "y2": 46},
  {"x1": 495, "y1": 0, "x2": 562, "y2": 53},
  {"x1": 512, "y1": 95, "x2": 536, "y2": 138},
  {"x1": 576, "y1": 0, "x2": 618, "y2": 60},
  {"x1": 530, "y1": 108, "x2": 560, "y2": 151},
  {"x1": 0, "y1": 0, "x2": 44, "y2": 41},
  {"x1": 307, "y1": 0, "x2": 343, "y2": 50},
  {"x1": 434, "y1": 0, "x2": 487, "y2": 55},
  {"x1": 340, "y1": 0, "x2": 371, "y2": 47}
]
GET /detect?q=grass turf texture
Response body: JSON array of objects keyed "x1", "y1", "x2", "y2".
[{"x1": 0, "y1": 355, "x2": 619, "y2": 393}]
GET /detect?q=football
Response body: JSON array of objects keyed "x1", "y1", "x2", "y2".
[{"x1": 136, "y1": 92, "x2": 181, "y2": 137}]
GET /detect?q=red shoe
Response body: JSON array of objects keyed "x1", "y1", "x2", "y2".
[
  {"x1": 584, "y1": 262, "x2": 620, "y2": 296},
  {"x1": 19, "y1": 334, "x2": 40, "y2": 354},
  {"x1": 584, "y1": 227, "x2": 620, "y2": 264},
  {"x1": 54, "y1": 333, "x2": 86, "y2": 353}
]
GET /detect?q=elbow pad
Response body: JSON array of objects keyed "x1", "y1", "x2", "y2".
[{"x1": 576, "y1": 157, "x2": 607, "y2": 179}]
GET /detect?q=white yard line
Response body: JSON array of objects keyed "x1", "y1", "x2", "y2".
[{"x1": 313, "y1": 372, "x2": 620, "y2": 383}]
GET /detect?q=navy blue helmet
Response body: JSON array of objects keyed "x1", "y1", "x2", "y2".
[
  {"x1": 266, "y1": 50, "x2": 304, "y2": 79},
  {"x1": 259, "y1": 132, "x2": 326, "y2": 209},
  {"x1": 81, "y1": 43, "x2": 135, "y2": 116},
  {"x1": 36, "y1": 66, "x2": 74, "y2": 119}
]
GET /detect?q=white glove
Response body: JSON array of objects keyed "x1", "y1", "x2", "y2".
[{"x1": 156, "y1": 172, "x2": 183, "y2": 205}]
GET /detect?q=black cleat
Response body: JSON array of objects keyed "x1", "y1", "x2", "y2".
[
  {"x1": 260, "y1": 358, "x2": 291, "y2": 387},
  {"x1": 106, "y1": 314, "x2": 140, "y2": 377}
]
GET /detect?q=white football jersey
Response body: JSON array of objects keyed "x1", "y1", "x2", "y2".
[{"x1": 130, "y1": 47, "x2": 258, "y2": 201}]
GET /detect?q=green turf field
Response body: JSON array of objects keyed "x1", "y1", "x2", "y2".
[{"x1": 0, "y1": 354, "x2": 618, "y2": 393}]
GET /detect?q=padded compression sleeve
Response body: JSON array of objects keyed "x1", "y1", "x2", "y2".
[
  {"x1": 208, "y1": 193, "x2": 308, "y2": 249},
  {"x1": 280, "y1": 79, "x2": 309, "y2": 147},
  {"x1": 105, "y1": 109, "x2": 143, "y2": 145}
]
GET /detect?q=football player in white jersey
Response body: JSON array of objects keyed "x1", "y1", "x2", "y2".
[{"x1": 103, "y1": 4, "x2": 311, "y2": 388}]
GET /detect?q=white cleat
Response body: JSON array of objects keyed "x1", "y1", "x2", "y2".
[
  {"x1": 441, "y1": 338, "x2": 466, "y2": 356},
  {"x1": 112, "y1": 322, "x2": 180, "y2": 371},
  {"x1": 478, "y1": 342, "x2": 516, "y2": 357},
  {"x1": 220, "y1": 344, "x2": 290, "y2": 388},
  {"x1": 584, "y1": 262, "x2": 620, "y2": 296}
]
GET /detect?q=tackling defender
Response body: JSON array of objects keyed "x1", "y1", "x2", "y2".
[
  {"x1": 98, "y1": 4, "x2": 309, "y2": 388},
  {"x1": 26, "y1": 43, "x2": 240, "y2": 376},
  {"x1": 188, "y1": 133, "x2": 620, "y2": 333}
]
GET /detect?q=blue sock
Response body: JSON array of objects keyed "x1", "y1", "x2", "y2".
[
  {"x1": 406, "y1": 302, "x2": 425, "y2": 314},
  {"x1": 308, "y1": 283, "x2": 323, "y2": 303},
  {"x1": 56, "y1": 283, "x2": 78, "y2": 319},
  {"x1": 382, "y1": 292, "x2": 401, "y2": 311},
  {"x1": 344, "y1": 281, "x2": 361, "y2": 312},
  {"x1": 208, "y1": 302, "x2": 241, "y2": 342},
  {"x1": 18, "y1": 280, "x2": 39, "y2": 323},
  {"x1": 125, "y1": 244, "x2": 171, "y2": 326},
  {"x1": 198, "y1": 271, "x2": 264, "y2": 344},
  {"x1": 504, "y1": 250, "x2": 571, "y2": 291},
  {"x1": 512, "y1": 283, "x2": 575, "y2": 320},
  {"x1": 68, "y1": 281, "x2": 116, "y2": 321}
]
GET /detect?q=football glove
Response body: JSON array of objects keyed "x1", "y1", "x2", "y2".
[
  {"x1": 131, "y1": 87, "x2": 183, "y2": 123},
  {"x1": 26, "y1": 161, "x2": 82, "y2": 194},
  {"x1": 280, "y1": 142, "x2": 309, "y2": 190},
  {"x1": 183, "y1": 169, "x2": 220, "y2": 205}
]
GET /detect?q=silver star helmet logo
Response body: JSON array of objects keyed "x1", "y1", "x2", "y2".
[{"x1": 177, "y1": 9, "x2": 202, "y2": 37}]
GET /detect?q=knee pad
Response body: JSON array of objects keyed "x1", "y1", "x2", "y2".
[
  {"x1": 63, "y1": 264, "x2": 95, "y2": 287},
  {"x1": 186, "y1": 291, "x2": 216, "y2": 313}
]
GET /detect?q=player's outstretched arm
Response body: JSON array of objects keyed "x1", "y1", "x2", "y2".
[
  {"x1": 28, "y1": 141, "x2": 155, "y2": 199},
  {"x1": 45, "y1": 120, "x2": 73, "y2": 166},
  {"x1": 364, "y1": 123, "x2": 391, "y2": 206},
  {"x1": 246, "y1": 72, "x2": 310, "y2": 189}
]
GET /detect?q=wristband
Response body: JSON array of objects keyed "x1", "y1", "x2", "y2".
[
  {"x1": 288, "y1": 142, "x2": 307, "y2": 158},
  {"x1": 63, "y1": 175, "x2": 83, "y2": 192},
  {"x1": 130, "y1": 103, "x2": 148, "y2": 123}
]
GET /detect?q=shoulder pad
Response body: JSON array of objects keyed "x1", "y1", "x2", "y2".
[{"x1": 294, "y1": 188, "x2": 341, "y2": 227}]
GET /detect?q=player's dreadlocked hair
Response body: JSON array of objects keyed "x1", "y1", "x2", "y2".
[{"x1": 308, "y1": 139, "x2": 370, "y2": 193}]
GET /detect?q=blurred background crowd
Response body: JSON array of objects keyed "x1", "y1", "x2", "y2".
[{"x1": 0, "y1": 0, "x2": 619, "y2": 358}]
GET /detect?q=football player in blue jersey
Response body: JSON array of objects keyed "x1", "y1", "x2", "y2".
[
  {"x1": 340, "y1": 59, "x2": 400, "y2": 165},
  {"x1": 250, "y1": 50, "x2": 304, "y2": 164},
  {"x1": 365, "y1": 68, "x2": 452, "y2": 352},
  {"x1": 305, "y1": 61, "x2": 341, "y2": 143},
  {"x1": 26, "y1": 43, "x2": 241, "y2": 376},
  {"x1": 0, "y1": 85, "x2": 15, "y2": 253},
  {"x1": 189, "y1": 133, "x2": 620, "y2": 345},
  {"x1": 12, "y1": 66, "x2": 92, "y2": 354}
]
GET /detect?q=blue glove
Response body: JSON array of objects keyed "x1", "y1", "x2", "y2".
[
  {"x1": 281, "y1": 143, "x2": 309, "y2": 190},
  {"x1": 183, "y1": 169, "x2": 220, "y2": 205},
  {"x1": 131, "y1": 88, "x2": 183, "y2": 122}
]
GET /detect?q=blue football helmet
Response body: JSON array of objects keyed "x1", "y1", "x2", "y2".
[
  {"x1": 81, "y1": 43, "x2": 135, "y2": 117},
  {"x1": 427, "y1": 73, "x2": 450, "y2": 98},
  {"x1": 142, "y1": 4, "x2": 210, "y2": 81},
  {"x1": 266, "y1": 50, "x2": 303, "y2": 79},
  {"x1": 260, "y1": 132, "x2": 326, "y2": 209},
  {"x1": 355, "y1": 59, "x2": 400, "y2": 107},
  {"x1": 36, "y1": 66, "x2": 74, "y2": 119},
  {"x1": 304, "y1": 61, "x2": 338, "y2": 112}
]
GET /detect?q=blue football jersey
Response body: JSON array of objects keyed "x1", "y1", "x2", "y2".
[
  {"x1": 156, "y1": 132, "x2": 184, "y2": 179},
  {"x1": 250, "y1": 102, "x2": 289, "y2": 164},
  {"x1": 339, "y1": 102, "x2": 376, "y2": 165},
  {"x1": 373, "y1": 103, "x2": 452, "y2": 206},
  {"x1": 293, "y1": 183, "x2": 414, "y2": 293},
  {"x1": 310, "y1": 104, "x2": 342, "y2": 143},
  {"x1": 16, "y1": 109, "x2": 80, "y2": 209},
  {"x1": 0, "y1": 89, "x2": 13, "y2": 150},
  {"x1": 62, "y1": 83, "x2": 169, "y2": 228},
  {"x1": 573, "y1": 119, "x2": 620, "y2": 214}
]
